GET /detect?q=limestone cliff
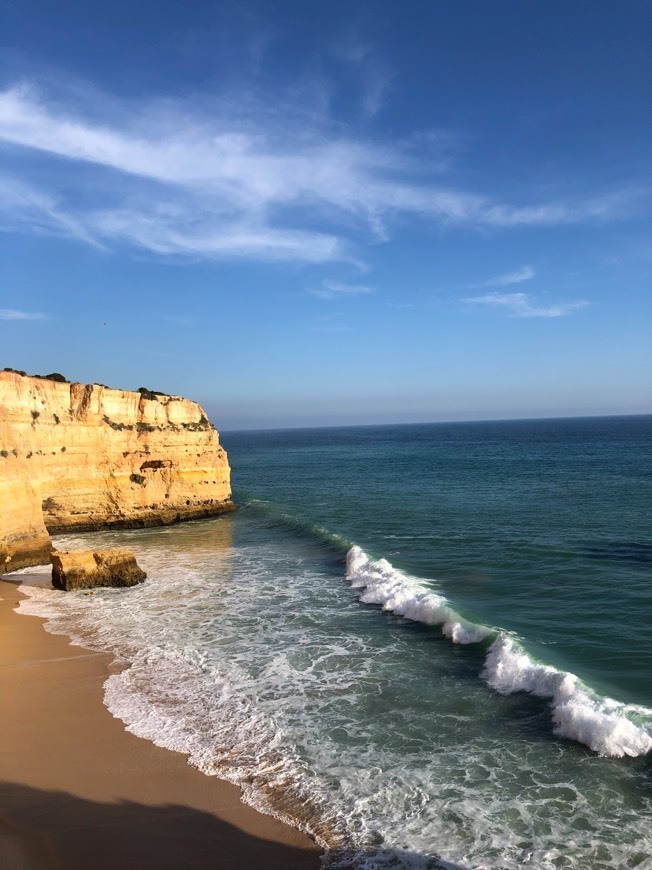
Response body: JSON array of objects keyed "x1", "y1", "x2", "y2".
[{"x1": 0, "y1": 371, "x2": 235, "y2": 571}]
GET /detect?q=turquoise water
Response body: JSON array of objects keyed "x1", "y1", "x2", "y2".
[{"x1": 18, "y1": 416, "x2": 652, "y2": 868}]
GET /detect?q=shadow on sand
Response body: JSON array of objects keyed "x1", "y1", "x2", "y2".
[
  {"x1": 0, "y1": 781, "x2": 457, "y2": 870},
  {"x1": 0, "y1": 781, "x2": 319, "y2": 870}
]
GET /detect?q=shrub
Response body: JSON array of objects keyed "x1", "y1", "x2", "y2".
[
  {"x1": 44, "y1": 372, "x2": 68, "y2": 382},
  {"x1": 138, "y1": 387, "x2": 158, "y2": 401},
  {"x1": 103, "y1": 415, "x2": 132, "y2": 431},
  {"x1": 33, "y1": 372, "x2": 69, "y2": 383},
  {"x1": 130, "y1": 473, "x2": 146, "y2": 486}
]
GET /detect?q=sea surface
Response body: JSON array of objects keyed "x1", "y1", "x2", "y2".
[{"x1": 17, "y1": 415, "x2": 652, "y2": 868}]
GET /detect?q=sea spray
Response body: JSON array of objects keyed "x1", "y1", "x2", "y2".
[
  {"x1": 345, "y1": 545, "x2": 489, "y2": 644},
  {"x1": 482, "y1": 635, "x2": 652, "y2": 758},
  {"x1": 345, "y1": 546, "x2": 652, "y2": 758}
]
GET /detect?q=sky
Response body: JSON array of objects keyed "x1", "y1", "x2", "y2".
[{"x1": 1, "y1": 0, "x2": 651, "y2": 429}]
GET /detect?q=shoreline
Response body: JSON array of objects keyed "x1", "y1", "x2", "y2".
[{"x1": 0, "y1": 575, "x2": 321, "y2": 870}]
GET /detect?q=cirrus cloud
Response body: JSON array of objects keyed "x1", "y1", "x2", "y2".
[
  {"x1": 0, "y1": 83, "x2": 644, "y2": 265},
  {"x1": 464, "y1": 291, "x2": 588, "y2": 318},
  {"x1": 0, "y1": 308, "x2": 47, "y2": 321},
  {"x1": 309, "y1": 280, "x2": 375, "y2": 300}
]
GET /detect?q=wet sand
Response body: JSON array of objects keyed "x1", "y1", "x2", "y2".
[{"x1": 0, "y1": 575, "x2": 321, "y2": 869}]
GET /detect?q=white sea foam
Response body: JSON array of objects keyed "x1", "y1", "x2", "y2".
[
  {"x1": 483, "y1": 635, "x2": 652, "y2": 758},
  {"x1": 346, "y1": 546, "x2": 652, "y2": 759},
  {"x1": 345, "y1": 546, "x2": 488, "y2": 644},
  {"x1": 14, "y1": 551, "x2": 344, "y2": 850},
  {"x1": 11, "y1": 531, "x2": 652, "y2": 867}
]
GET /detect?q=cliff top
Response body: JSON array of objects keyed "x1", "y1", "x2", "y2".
[{"x1": 2, "y1": 368, "x2": 181, "y2": 401}]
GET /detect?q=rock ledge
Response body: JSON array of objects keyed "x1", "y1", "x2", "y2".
[{"x1": 51, "y1": 549, "x2": 147, "y2": 591}]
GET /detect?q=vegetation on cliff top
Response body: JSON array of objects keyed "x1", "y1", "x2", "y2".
[
  {"x1": 2, "y1": 369, "x2": 173, "y2": 400},
  {"x1": 3, "y1": 369, "x2": 211, "y2": 431},
  {"x1": 4, "y1": 368, "x2": 69, "y2": 383},
  {"x1": 137, "y1": 387, "x2": 168, "y2": 400}
]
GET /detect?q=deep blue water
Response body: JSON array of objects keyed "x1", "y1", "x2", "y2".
[{"x1": 20, "y1": 415, "x2": 652, "y2": 869}]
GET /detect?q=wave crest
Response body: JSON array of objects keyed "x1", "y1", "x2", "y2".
[
  {"x1": 345, "y1": 545, "x2": 489, "y2": 645},
  {"x1": 483, "y1": 635, "x2": 652, "y2": 758},
  {"x1": 346, "y1": 546, "x2": 652, "y2": 758}
]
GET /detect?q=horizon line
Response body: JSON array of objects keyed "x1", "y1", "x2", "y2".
[{"x1": 220, "y1": 411, "x2": 652, "y2": 435}]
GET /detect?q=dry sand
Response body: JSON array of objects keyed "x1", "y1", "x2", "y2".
[{"x1": 0, "y1": 575, "x2": 321, "y2": 869}]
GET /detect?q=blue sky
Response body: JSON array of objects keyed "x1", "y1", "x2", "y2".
[{"x1": 1, "y1": 0, "x2": 650, "y2": 429}]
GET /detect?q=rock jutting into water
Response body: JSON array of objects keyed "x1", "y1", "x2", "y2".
[
  {"x1": 0, "y1": 370, "x2": 235, "y2": 571},
  {"x1": 51, "y1": 548, "x2": 147, "y2": 591}
]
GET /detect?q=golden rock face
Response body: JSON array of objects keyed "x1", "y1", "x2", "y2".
[
  {"x1": 0, "y1": 371, "x2": 235, "y2": 571},
  {"x1": 51, "y1": 548, "x2": 147, "y2": 590}
]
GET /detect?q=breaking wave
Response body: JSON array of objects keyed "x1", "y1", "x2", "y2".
[
  {"x1": 345, "y1": 545, "x2": 489, "y2": 645},
  {"x1": 345, "y1": 546, "x2": 652, "y2": 758}
]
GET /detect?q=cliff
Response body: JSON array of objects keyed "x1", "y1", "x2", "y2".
[{"x1": 0, "y1": 371, "x2": 235, "y2": 571}]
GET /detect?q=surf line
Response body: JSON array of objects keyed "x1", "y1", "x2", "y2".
[{"x1": 345, "y1": 546, "x2": 652, "y2": 759}]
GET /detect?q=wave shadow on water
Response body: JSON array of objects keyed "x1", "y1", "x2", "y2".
[
  {"x1": 363, "y1": 609, "x2": 578, "y2": 749},
  {"x1": 578, "y1": 541, "x2": 652, "y2": 565}
]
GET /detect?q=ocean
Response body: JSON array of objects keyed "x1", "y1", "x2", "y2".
[{"x1": 17, "y1": 415, "x2": 652, "y2": 868}]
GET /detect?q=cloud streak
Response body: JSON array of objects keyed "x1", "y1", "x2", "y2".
[
  {"x1": 309, "y1": 280, "x2": 374, "y2": 300},
  {"x1": 465, "y1": 265, "x2": 536, "y2": 292},
  {"x1": 0, "y1": 83, "x2": 642, "y2": 263},
  {"x1": 464, "y1": 292, "x2": 588, "y2": 318},
  {"x1": 489, "y1": 265, "x2": 535, "y2": 286},
  {"x1": 0, "y1": 308, "x2": 47, "y2": 321}
]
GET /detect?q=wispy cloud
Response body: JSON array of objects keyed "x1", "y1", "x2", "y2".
[
  {"x1": 464, "y1": 292, "x2": 588, "y2": 318},
  {"x1": 0, "y1": 176, "x2": 105, "y2": 248},
  {"x1": 0, "y1": 83, "x2": 642, "y2": 264},
  {"x1": 464, "y1": 265, "x2": 535, "y2": 292},
  {"x1": 489, "y1": 265, "x2": 535, "y2": 286},
  {"x1": 0, "y1": 308, "x2": 47, "y2": 321},
  {"x1": 309, "y1": 280, "x2": 374, "y2": 300},
  {"x1": 332, "y1": 36, "x2": 391, "y2": 119}
]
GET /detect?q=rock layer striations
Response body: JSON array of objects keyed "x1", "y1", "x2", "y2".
[{"x1": 0, "y1": 371, "x2": 235, "y2": 571}]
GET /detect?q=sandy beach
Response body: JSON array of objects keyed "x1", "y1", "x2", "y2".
[{"x1": 0, "y1": 575, "x2": 321, "y2": 870}]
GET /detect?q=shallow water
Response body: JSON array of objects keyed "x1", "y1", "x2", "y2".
[{"x1": 18, "y1": 416, "x2": 652, "y2": 868}]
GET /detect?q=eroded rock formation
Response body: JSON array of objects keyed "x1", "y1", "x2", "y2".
[
  {"x1": 0, "y1": 371, "x2": 235, "y2": 571},
  {"x1": 51, "y1": 548, "x2": 147, "y2": 591}
]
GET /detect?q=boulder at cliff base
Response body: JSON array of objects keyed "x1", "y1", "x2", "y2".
[{"x1": 51, "y1": 548, "x2": 146, "y2": 591}]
